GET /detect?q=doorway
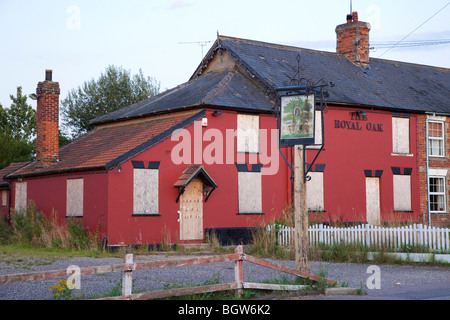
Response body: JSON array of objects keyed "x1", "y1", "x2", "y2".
[{"x1": 179, "y1": 178, "x2": 204, "y2": 241}]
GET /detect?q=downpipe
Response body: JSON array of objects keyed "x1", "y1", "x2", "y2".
[{"x1": 425, "y1": 113, "x2": 436, "y2": 227}]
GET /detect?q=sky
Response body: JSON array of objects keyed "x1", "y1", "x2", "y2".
[{"x1": 0, "y1": 0, "x2": 449, "y2": 112}]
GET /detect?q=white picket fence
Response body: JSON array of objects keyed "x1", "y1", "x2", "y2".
[{"x1": 267, "y1": 224, "x2": 450, "y2": 253}]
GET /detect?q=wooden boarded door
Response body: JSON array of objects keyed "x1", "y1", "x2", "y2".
[
  {"x1": 179, "y1": 178, "x2": 203, "y2": 241},
  {"x1": 366, "y1": 177, "x2": 381, "y2": 226}
]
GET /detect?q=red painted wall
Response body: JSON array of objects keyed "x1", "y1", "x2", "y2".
[
  {"x1": 106, "y1": 109, "x2": 291, "y2": 245},
  {"x1": 307, "y1": 106, "x2": 420, "y2": 223},
  {"x1": 10, "y1": 106, "x2": 423, "y2": 246},
  {"x1": 10, "y1": 172, "x2": 109, "y2": 237}
]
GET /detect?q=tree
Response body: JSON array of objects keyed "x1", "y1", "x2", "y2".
[
  {"x1": 61, "y1": 65, "x2": 160, "y2": 138},
  {"x1": 0, "y1": 87, "x2": 36, "y2": 169}
]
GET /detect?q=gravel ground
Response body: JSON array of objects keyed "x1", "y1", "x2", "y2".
[{"x1": 1, "y1": 251, "x2": 449, "y2": 300}]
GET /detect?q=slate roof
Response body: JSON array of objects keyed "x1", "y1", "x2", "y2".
[
  {"x1": 92, "y1": 67, "x2": 273, "y2": 125},
  {"x1": 191, "y1": 36, "x2": 450, "y2": 114},
  {"x1": 7, "y1": 110, "x2": 205, "y2": 179},
  {"x1": 92, "y1": 36, "x2": 449, "y2": 125},
  {"x1": 0, "y1": 162, "x2": 29, "y2": 188},
  {"x1": 9, "y1": 35, "x2": 449, "y2": 179}
]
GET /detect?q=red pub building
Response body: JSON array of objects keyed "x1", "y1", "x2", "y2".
[{"x1": 3, "y1": 13, "x2": 449, "y2": 246}]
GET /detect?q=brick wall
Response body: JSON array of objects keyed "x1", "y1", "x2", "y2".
[
  {"x1": 36, "y1": 70, "x2": 60, "y2": 167},
  {"x1": 335, "y1": 12, "x2": 371, "y2": 68},
  {"x1": 418, "y1": 114, "x2": 450, "y2": 226}
]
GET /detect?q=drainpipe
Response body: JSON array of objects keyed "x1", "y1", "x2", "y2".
[{"x1": 425, "y1": 113, "x2": 436, "y2": 227}]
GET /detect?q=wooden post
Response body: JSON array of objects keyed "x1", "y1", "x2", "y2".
[
  {"x1": 234, "y1": 245, "x2": 244, "y2": 298},
  {"x1": 294, "y1": 145, "x2": 310, "y2": 273},
  {"x1": 122, "y1": 254, "x2": 134, "y2": 298}
]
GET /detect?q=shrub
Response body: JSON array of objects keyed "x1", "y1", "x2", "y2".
[
  {"x1": 0, "y1": 215, "x2": 12, "y2": 244},
  {"x1": 6, "y1": 202, "x2": 100, "y2": 251}
]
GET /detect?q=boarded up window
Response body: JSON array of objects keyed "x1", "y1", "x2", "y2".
[
  {"x1": 2, "y1": 190, "x2": 7, "y2": 206},
  {"x1": 237, "y1": 114, "x2": 259, "y2": 153},
  {"x1": 307, "y1": 172, "x2": 324, "y2": 211},
  {"x1": 392, "y1": 117, "x2": 410, "y2": 154},
  {"x1": 393, "y1": 175, "x2": 411, "y2": 211},
  {"x1": 238, "y1": 171, "x2": 262, "y2": 214},
  {"x1": 314, "y1": 110, "x2": 323, "y2": 146},
  {"x1": 15, "y1": 182, "x2": 27, "y2": 211},
  {"x1": 366, "y1": 177, "x2": 381, "y2": 226},
  {"x1": 133, "y1": 167, "x2": 159, "y2": 214},
  {"x1": 67, "y1": 179, "x2": 84, "y2": 217}
]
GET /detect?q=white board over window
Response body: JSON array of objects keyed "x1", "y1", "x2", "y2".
[
  {"x1": 392, "y1": 117, "x2": 410, "y2": 154},
  {"x1": 133, "y1": 169, "x2": 159, "y2": 214},
  {"x1": 307, "y1": 172, "x2": 324, "y2": 211},
  {"x1": 393, "y1": 175, "x2": 412, "y2": 211},
  {"x1": 238, "y1": 171, "x2": 262, "y2": 213},
  {"x1": 67, "y1": 179, "x2": 84, "y2": 217},
  {"x1": 237, "y1": 114, "x2": 260, "y2": 153},
  {"x1": 15, "y1": 182, "x2": 27, "y2": 211}
]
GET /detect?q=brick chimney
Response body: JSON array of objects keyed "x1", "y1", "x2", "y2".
[
  {"x1": 336, "y1": 11, "x2": 371, "y2": 68},
  {"x1": 36, "y1": 70, "x2": 60, "y2": 167}
]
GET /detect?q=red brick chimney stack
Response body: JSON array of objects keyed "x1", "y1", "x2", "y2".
[
  {"x1": 36, "y1": 69, "x2": 60, "y2": 167},
  {"x1": 336, "y1": 11, "x2": 371, "y2": 68}
]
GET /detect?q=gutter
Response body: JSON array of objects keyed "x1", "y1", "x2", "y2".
[{"x1": 5, "y1": 166, "x2": 107, "y2": 181}]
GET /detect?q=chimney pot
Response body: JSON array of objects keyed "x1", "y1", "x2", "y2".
[
  {"x1": 352, "y1": 11, "x2": 358, "y2": 22},
  {"x1": 45, "y1": 69, "x2": 53, "y2": 81},
  {"x1": 346, "y1": 14, "x2": 353, "y2": 24}
]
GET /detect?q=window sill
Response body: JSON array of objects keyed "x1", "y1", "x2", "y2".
[
  {"x1": 237, "y1": 212, "x2": 264, "y2": 215},
  {"x1": 66, "y1": 216, "x2": 83, "y2": 218},
  {"x1": 393, "y1": 210, "x2": 414, "y2": 213},
  {"x1": 132, "y1": 213, "x2": 162, "y2": 217},
  {"x1": 391, "y1": 153, "x2": 413, "y2": 157}
]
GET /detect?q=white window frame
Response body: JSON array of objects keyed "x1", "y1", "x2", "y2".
[
  {"x1": 237, "y1": 114, "x2": 260, "y2": 153},
  {"x1": 66, "y1": 178, "x2": 84, "y2": 217},
  {"x1": 429, "y1": 176, "x2": 446, "y2": 213},
  {"x1": 428, "y1": 121, "x2": 445, "y2": 157},
  {"x1": 133, "y1": 166, "x2": 159, "y2": 215}
]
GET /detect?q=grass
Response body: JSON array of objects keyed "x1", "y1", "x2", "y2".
[{"x1": 0, "y1": 202, "x2": 104, "y2": 255}]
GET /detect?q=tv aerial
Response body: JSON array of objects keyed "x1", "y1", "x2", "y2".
[{"x1": 178, "y1": 41, "x2": 212, "y2": 58}]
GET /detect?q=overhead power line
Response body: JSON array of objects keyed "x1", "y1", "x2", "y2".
[
  {"x1": 377, "y1": 2, "x2": 450, "y2": 58},
  {"x1": 370, "y1": 39, "x2": 450, "y2": 50}
]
